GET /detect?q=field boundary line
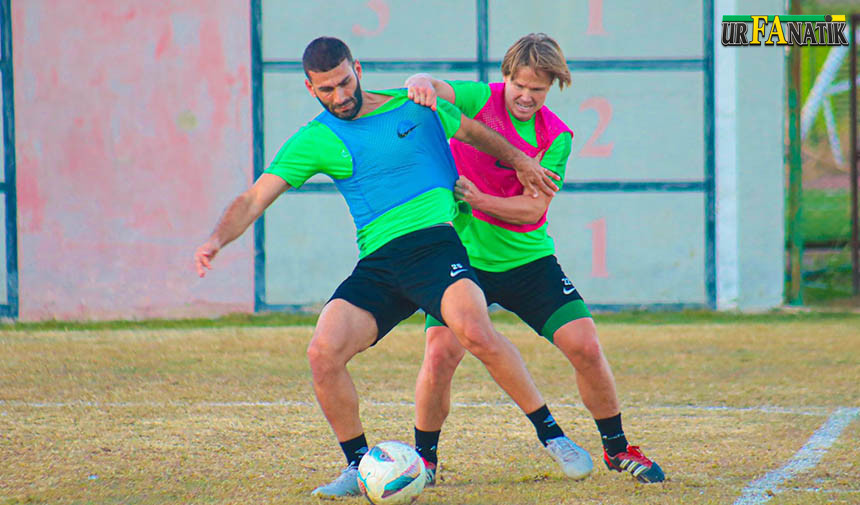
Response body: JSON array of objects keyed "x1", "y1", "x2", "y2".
[
  {"x1": 0, "y1": 399, "x2": 839, "y2": 417},
  {"x1": 733, "y1": 407, "x2": 859, "y2": 505}
]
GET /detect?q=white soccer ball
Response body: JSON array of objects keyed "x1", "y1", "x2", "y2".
[{"x1": 357, "y1": 440, "x2": 426, "y2": 504}]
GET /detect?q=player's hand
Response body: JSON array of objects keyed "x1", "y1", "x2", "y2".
[
  {"x1": 515, "y1": 150, "x2": 559, "y2": 198},
  {"x1": 194, "y1": 240, "x2": 220, "y2": 278},
  {"x1": 454, "y1": 176, "x2": 484, "y2": 207},
  {"x1": 406, "y1": 76, "x2": 438, "y2": 111}
]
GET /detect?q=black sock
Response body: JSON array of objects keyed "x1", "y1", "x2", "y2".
[
  {"x1": 339, "y1": 434, "x2": 369, "y2": 467},
  {"x1": 595, "y1": 413, "x2": 628, "y2": 456},
  {"x1": 414, "y1": 427, "x2": 440, "y2": 465},
  {"x1": 526, "y1": 405, "x2": 565, "y2": 446}
]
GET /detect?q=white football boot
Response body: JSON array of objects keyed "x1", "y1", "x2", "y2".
[
  {"x1": 310, "y1": 461, "x2": 361, "y2": 497},
  {"x1": 545, "y1": 436, "x2": 593, "y2": 480}
]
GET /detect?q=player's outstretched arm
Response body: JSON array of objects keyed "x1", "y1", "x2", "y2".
[
  {"x1": 194, "y1": 173, "x2": 289, "y2": 277},
  {"x1": 453, "y1": 115, "x2": 559, "y2": 198},
  {"x1": 455, "y1": 176, "x2": 551, "y2": 225},
  {"x1": 405, "y1": 73, "x2": 455, "y2": 111}
]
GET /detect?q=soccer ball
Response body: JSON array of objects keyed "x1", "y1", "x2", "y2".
[{"x1": 357, "y1": 440, "x2": 426, "y2": 504}]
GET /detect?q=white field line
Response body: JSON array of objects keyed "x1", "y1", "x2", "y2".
[
  {"x1": 0, "y1": 399, "x2": 837, "y2": 417},
  {"x1": 789, "y1": 488, "x2": 860, "y2": 494},
  {"x1": 3, "y1": 400, "x2": 856, "y2": 498},
  {"x1": 733, "y1": 407, "x2": 860, "y2": 505}
]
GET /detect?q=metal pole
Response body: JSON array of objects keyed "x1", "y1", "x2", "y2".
[
  {"x1": 787, "y1": 1, "x2": 804, "y2": 305},
  {"x1": 850, "y1": 14, "x2": 859, "y2": 295}
]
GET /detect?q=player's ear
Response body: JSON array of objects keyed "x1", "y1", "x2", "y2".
[
  {"x1": 305, "y1": 78, "x2": 316, "y2": 98},
  {"x1": 353, "y1": 60, "x2": 362, "y2": 80}
]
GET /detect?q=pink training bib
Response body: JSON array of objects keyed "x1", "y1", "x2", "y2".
[{"x1": 449, "y1": 82, "x2": 572, "y2": 232}]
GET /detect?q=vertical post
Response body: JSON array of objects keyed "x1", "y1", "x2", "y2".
[
  {"x1": 476, "y1": 0, "x2": 489, "y2": 82},
  {"x1": 703, "y1": 0, "x2": 715, "y2": 309},
  {"x1": 1, "y1": 0, "x2": 18, "y2": 318},
  {"x1": 850, "y1": 14, "x2": 859, "y2": 295},
  {"x1": 250, "y1": 0, "x2": 266, "y2": 311},
  {"x1": 787, "y1": 1, "x2": 804, "y2": 304}
]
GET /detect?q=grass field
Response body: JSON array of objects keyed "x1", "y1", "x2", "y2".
[{"x1": 1, "y1": 313, "x2": 859, "y2": 504}]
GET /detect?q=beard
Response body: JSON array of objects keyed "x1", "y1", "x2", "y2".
[{"x1": 321, "y1": 79, "x2": 364, "y2": 120}]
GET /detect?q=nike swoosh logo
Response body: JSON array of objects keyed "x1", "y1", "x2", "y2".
[
  {"x1": 450, "y1": 268, "x2": 467, "y2": 277},
  {"x1": 397, "y1": 124, "x2": 419, "y2": 138},
  {"x1": 495, "y1": 160, "x2": 515, "y2": 170},
  {"x1": 563, "y1": 286, "x2": 576, "y2": 295}
]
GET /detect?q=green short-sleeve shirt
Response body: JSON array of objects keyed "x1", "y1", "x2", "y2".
[{"x1": 447, "y1": 80, "x2": 573, "y2": 271}]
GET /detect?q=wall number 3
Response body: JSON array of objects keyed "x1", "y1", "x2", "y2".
[{"x1": 352, "y1": 0, "x2": 389, "y2": 37}]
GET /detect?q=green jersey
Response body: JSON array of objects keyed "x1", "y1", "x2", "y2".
[{"x1": 447, "y1": 80, "x2": 572, "y2": 272}]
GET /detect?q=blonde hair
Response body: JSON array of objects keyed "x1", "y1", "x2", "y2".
[{"x1": 500, "y1": 33, "x2": 571, "y2": 90}]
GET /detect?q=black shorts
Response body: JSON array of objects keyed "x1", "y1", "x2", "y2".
[
  {"x1": 427, "y1": 255, "x2": 591, "y2": 341},
  {"x1": 329, "y1": 225, "x2": 480, "y2": 343}
]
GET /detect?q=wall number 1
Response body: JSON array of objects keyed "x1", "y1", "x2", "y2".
[
  {"x1": 587, "y1": 0, "x2": 607, "y2": 35},
  {"x1": 586, "y1": 218, "x2": 609, "y2": 278}
]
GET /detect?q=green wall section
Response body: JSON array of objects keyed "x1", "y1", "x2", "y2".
[{"x1": 0, "y1": 193, "x2": 6, "y2": 304}]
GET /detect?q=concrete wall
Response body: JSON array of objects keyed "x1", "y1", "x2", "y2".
[
  {"x1": 7, "y1": 0, "x2": 788, "y2": 319},
  {"x1": 259, "y1": 0, "x2": 719, "y2": 310},
  {"x1": 14, "y1": 0, "x2": 253, "y2": 320},
  {"x1": 715, "y1": 0, "x2": 786, "y2": 310}
]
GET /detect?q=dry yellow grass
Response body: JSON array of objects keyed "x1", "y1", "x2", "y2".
[{"x1": 1, "y1": 318, "x2": 858, "y2": 504}]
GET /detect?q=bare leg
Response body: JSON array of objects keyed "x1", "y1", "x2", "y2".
[
  {"x1": 439, "y1": 278, "x2": 544, "y2": 414},
  {"x1": 415, "y1": 325, "x2": 466, "y2": 431},
  {"x1": 553, "y1": 318, "x2": 620, "y2": 419},
  {"x1": 438, "y1": 280, "x2": 592, "y2": 479},
  {"x1": 306, "y1": 299, "x2": 378, "y2": 442}
]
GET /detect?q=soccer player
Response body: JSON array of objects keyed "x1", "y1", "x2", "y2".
[
  {"x1": 193, "y1": 36, "x2": 592, "y2": 497},
  {"x1": 405, "y1": 33, "x2": 666, "y2": 484}
]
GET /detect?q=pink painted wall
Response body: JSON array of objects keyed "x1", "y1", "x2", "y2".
[{"x1": 14, "y1": 1, "x2": 254, "y2": 320}]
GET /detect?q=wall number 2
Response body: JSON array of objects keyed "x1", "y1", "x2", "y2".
[{"x1": 578, "y1": 97, "x2": 614, "y2": 158}]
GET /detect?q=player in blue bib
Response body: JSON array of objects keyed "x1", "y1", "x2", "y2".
[{"x1": 193, "y1": 37, "x2": 592, "y2": 497}]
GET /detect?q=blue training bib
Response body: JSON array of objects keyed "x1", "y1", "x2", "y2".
[{"x1": 316, "y1": 98, "x2": 459, "y2": 230}]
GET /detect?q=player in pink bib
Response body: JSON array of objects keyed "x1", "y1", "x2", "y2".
[
  {"x1": 406, "y1": 33, "x2": 665, "y2": 484},
  {"x1": 452, "y1": 80, "x2": 570, "y2": 234}
]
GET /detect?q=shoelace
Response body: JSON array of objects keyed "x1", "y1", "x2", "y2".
[
  {"x1": 620, "y1": 446, "x2": 652, "y2": 465},
  {"x1": 329, "y1": 463, "x2": 358, "y2": 483},
  {"x1": 548, "y1": 438, "x2": 580, "y2": 460}
]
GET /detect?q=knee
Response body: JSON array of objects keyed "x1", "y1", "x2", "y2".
[
  {"x1": 424, "y1": 328, "x2": 466, "y2": 378},
  {"x1": 307, "y1": 335, "x2": 348, "y2": 377},
  {"x1": 306, "y1": 339, "x2": 329, "y2": 376},
  {"x1": 454, "y1": 321, "x2": 500, "y2": 358},
  {"x1": 556, "y1": 319, "x2": 603, "y2": 364}
]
